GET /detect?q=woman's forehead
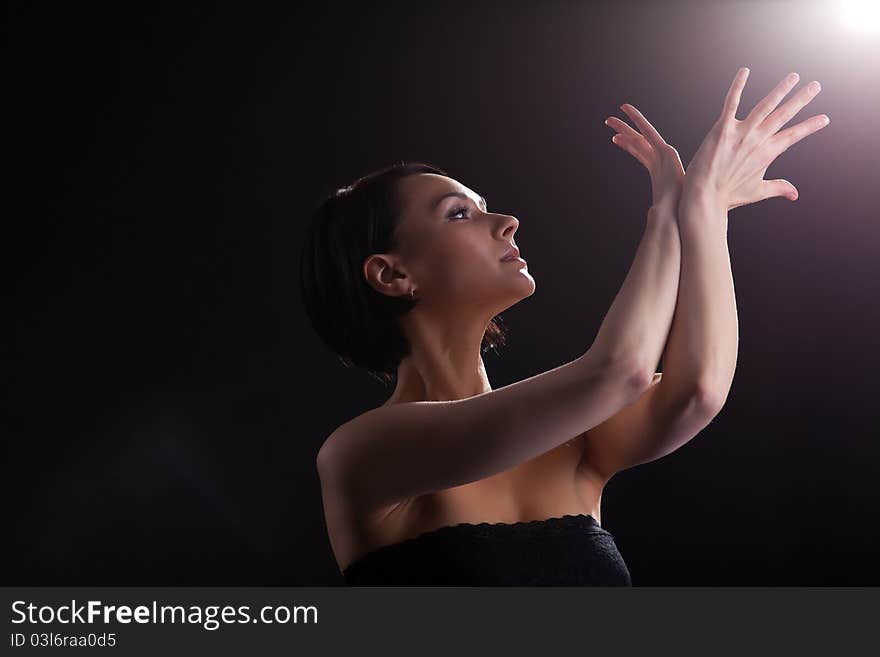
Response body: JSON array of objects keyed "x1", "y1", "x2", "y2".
[{"x1": 401, "y1": 174, "x2": 484, "y2": 215}]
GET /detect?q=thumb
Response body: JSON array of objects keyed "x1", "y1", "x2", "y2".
[{"x1": 765, "y1": 178, "x2": 799, "y2": 202}]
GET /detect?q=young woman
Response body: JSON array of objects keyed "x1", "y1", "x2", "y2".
[{"x1": 300, "y1": 68, "x2": 828, "y2": 585}]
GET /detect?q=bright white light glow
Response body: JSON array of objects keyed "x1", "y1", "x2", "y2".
[{"x1": 838, "y1": 0, "x2": 880, "y2": 32}]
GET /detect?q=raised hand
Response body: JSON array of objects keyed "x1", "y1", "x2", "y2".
[
  {"x1": 682, "y1": 68, "x2": 830, "y2": 211},
  {"x1": 606, "y1": 104, "x2": 685, "y2": 212}
]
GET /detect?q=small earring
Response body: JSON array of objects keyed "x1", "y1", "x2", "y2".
[{"x1": 410, "y1": 288, "x2": 415, "y2": 298}]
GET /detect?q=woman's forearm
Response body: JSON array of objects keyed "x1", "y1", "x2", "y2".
[
  {"x1": 590, "y1": 204, "x2": 682, "y2": 378},
  {"x1": 661, "y1": 191, "x2": 739, "y2": 409}
]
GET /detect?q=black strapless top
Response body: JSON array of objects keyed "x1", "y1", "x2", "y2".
[{"x1": 342, "y1": 513, "x2": 632, "y2": 586}]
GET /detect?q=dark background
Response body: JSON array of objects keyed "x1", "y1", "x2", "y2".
[{"x1": 6, "y1": 0, "x2": 878, "y2": 585}]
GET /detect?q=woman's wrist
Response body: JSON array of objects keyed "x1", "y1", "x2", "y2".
[
  {"x1": 647, "y1": 198, "x2": 679, "y2": 224},
  {"x1": 678, "y1": 186, "x2": 728, "y2": 230}
]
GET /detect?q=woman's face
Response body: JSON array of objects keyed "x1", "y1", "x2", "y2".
[{"x1": 384, "y1": 173, "x2": 535, "y2": 314}]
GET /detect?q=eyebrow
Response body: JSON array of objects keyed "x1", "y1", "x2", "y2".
[{"x1": 432, "y1": 191, "x2": 488, "y2": 213}]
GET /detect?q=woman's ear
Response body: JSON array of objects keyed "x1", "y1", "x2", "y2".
[{"x1": 363, "y1": 253, "x2": 411, "y2": 298}]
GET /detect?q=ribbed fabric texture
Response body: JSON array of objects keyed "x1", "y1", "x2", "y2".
[{"x1": 342, "y1": 513, "x2": 632, "y2": 586}]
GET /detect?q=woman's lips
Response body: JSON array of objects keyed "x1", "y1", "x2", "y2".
[{"x1": 500, "y1": 246, "x2": 521, "y2": 261}]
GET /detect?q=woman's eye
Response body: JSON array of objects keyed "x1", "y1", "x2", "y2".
[{"x1": 449, "y1": 205, "x2": 470, "y2": 219}]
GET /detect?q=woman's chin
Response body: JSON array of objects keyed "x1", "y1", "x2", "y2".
[
  {"x1": 518, "y1": 270, "x2": 536, "y2": 292},
  {"x1": 502, "y1": 275, "x2": 537, "y2": 305}
]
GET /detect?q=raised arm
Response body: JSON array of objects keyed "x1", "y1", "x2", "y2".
[
  {"x1": 577, "y1": 70, "x2": 830, "y2": 473},
  {"x1": 602, "y1": 102, "x2": 688, "y2": 379},
  {"x1": 673, "y1": 67, "x2": 829, "y2": 404},
  {"x1": 319, "y1": 186, "x2": 690, "y2": 514}
]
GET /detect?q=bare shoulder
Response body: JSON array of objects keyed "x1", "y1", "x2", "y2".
[
  {"x1": 316, "y1": 402, "x2": 392, "y2": 464},
  {"x1": 317, "y1": 407, "x2": 604, "y2": 573},
  {"x1": 317, "y1": 411, "x2": 412, "y2": 572}
]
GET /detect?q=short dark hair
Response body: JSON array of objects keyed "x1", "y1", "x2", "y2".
[{"x1": 299, "y1": 160, "x2": 509, "y2": 386}]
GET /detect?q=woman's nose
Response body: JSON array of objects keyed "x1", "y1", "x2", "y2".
[{"x1": 501, "y1": 214, "x2": 519, "y2": 238}]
